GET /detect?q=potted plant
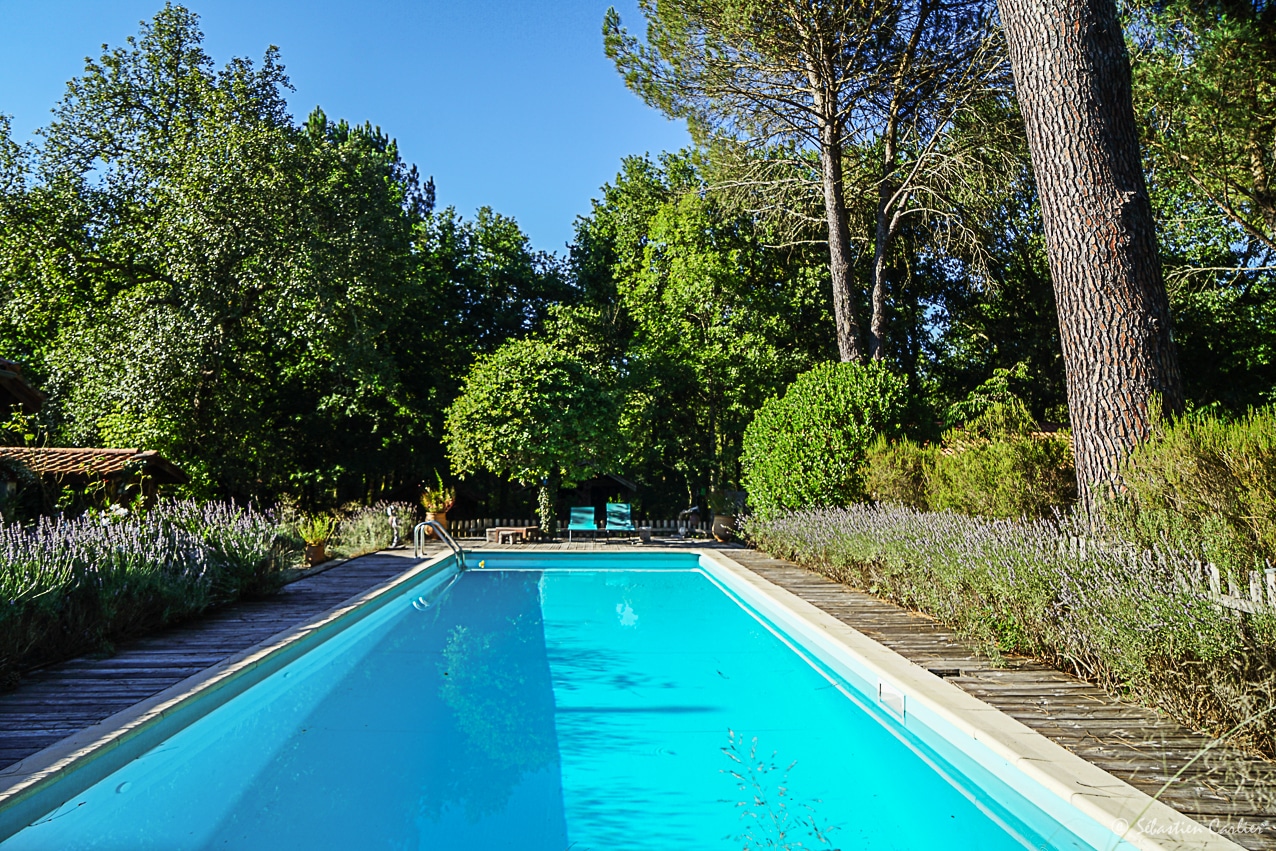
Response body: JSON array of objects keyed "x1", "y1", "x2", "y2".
[
  {"x1": 296, "y1": 513, "x2": 339, "y2": 566},
  {"x1": 707, "y1": 490, "x2": 744, "y2": 543},
  {"x1": 420, "y1": 472, "x2": 456, "y2": 537}
]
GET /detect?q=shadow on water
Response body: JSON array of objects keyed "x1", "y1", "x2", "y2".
[
  {"x1": 206, "y1": 569, "x2": 571, "y2": 848},
  {"x1": 0, "y1": 571, "x2": 572, "y2": 851},
  {"x1": 431, "y1": 579, "x2": 561, "y2": 821}
]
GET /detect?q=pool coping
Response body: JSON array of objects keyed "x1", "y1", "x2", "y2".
[
  {"x1": 697, "y1": 549, "x2": 1243, "y2": 851},
  {"x1": 0, "y1": 549, "x2": 458, "y2": 840},
  {"x1": 0, "y1": 547, "x2": 1244, "y2": 850}
]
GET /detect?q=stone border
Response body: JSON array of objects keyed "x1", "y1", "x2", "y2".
[
  {"x1": 698, "y1": 548, "x2": 1242, "y2": 851},
  {"x1": 0, "y1": 550, "x2": 458, "y2": 841}
]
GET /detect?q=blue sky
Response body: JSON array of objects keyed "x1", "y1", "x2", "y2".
[{"x1": 0, "y1": 0, "x2": 690, "y2": 254}]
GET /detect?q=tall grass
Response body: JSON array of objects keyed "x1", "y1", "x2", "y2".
[
  {"x1": 1109, "y1": 405, "x2": 1276, "y2": 580},
  {"x1": 333, "y1": 501, "x2": 415, "y2": 557},
  {"x1": 0, "y1": 500, "x2": 291, "y2": 685},
  {"x1": 745, "y1": 505, "x2": 1276, "y2": 756}
]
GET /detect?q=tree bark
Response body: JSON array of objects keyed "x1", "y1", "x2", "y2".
[
  {"x1": 867, "y1": 2, "x2": 929, "y2": 361},
  {"x1": 867, "y1": 165, "x2": 893, "y2": 360},
  {"x1": 867, "y1": 134, "x2": 898, "y2": 362},
  {"x1": 999, "y1": 0, "x2": 1184, "y2": 510},
  {"x1": 818, "y1": 122, "x2": 866, "y2": 362}
]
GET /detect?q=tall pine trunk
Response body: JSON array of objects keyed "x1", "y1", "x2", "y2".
[
  {"x1": 818, "y1": 122, "x2": 866, "y2": 362},
  {"x1": 999, "y1": 0, "x2": 1184, "y2": 511}
]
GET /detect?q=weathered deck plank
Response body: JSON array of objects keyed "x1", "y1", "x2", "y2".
[{"x1": 718, "y1": 547, "x2": 1276, "y2": 850}]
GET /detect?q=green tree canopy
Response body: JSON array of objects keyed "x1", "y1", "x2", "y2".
[
  {"x1": 443, "y1": 338, "x2": 621, "y2": 533},
  {"x1": 566, "y1": 152, "x2": 834, "y2": 509},
  {"x1": 604, "y1": 0, "x2": 1007, "y2": 361},
  {"x1": 1127, "y1": 0, "x2": 1276, "y2": 411},
  {"x1": 0, "y1": 4, "x2": 567, "y2": 509}
]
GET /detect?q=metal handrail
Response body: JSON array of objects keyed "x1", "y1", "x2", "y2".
[{"x1": 414, "y1": 520, "x2": 467, "y2": 570}]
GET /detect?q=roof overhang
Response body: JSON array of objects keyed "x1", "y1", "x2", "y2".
[{"x1": 0, "y1": 361, "x2": 44, "y2": 414}]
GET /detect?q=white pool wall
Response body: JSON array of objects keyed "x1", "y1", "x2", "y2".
[
  {"x1": 696, "y1": 550, "x2": 1242, "y2": 851},
  {"x1": 0, "y1": 552, "x2": 460, "y2": 841}
]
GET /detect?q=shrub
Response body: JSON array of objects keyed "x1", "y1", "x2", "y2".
[
  {"x1": 866, "y1": 402, "x2": 1074, "y2": 520},
  {"x1": 334, "y1": 501, "x2": 415, "y2": 557},
  {"x1": 745, "y1": 505, "x2": 1276, "y2": 756},
  {"x1": 1108, "y1": 406, "x2": 1276, "y2": 578},
  {"x1": 156, "y1": 500, "x2": 293, "y2": 597},
  {"x1": 0, "y1": 500, "x2": 289, "y2": 685},
  {"x1": 927, "y1": 435, "x2": 1074, "y2": 518},
  {"x1": 741, "y1": 361, "x2": 912, "y2": 519},
  {"x1": 928, "y1": 404, "x2": 1074, "y2": 519},
  {"x1": 864, "y1": 436, "x2": 933, "y2": 510}
]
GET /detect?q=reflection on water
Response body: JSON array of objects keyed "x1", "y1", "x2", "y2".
[{"x1": 430, "y1": 581, "x2": 559, "y2": 821}]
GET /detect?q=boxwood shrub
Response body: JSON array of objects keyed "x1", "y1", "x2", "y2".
[{"x1": 741, "y1": 361, "x2": 912, "y2": 519}]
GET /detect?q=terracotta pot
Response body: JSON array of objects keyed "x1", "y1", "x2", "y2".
[
  {"x1": 304, "y1": 542, "x2": 328, "y2": 566},
  {"x1": 711, "y1": 514, "x2": 736, "y2": 543},
  {"x1": 424, "y1": 510, "x2": 449, "y2": 538}
]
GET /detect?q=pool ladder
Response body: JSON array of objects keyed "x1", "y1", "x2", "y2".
[{"x1": 413, "y1": 520, "x2": 467, "y2": 570}]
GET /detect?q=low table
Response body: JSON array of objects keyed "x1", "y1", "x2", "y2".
[{"x1": 485, "y1": 525, "x2": 541, "y2": 544}]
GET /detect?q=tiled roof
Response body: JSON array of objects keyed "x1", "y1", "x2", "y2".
[
  {"x1": 0, "y1": 359, "x2": 44, "y2": 414},
  {"x1": 0, "y1": 447, "x2": 188, "y2": 484}
]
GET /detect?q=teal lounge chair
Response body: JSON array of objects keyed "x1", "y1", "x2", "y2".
[
  {"x1": 567, "y1": 506, "x2": 597, "y2": 542},
  {"x1": 605, "y1": 503, "x2": 636, "y2": 541}
]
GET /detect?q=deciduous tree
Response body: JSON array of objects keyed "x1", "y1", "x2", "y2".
[
  {"x1": 443, "y1": 339, "x2": 622, "y2": 536},
  {"x1": 604, "y1": 0, "x2": 1005, "y2": 360}
]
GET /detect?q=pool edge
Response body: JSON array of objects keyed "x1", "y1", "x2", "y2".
[
  {"x1": 0, "y1": 547, "x2": 1246, "y2": 851},
  {"x1": 0, "y1": 550, "x2": 457, "y2": 840},
  {"x1": 697, "y1": 549, "x2": 1243, "y2": 851}
]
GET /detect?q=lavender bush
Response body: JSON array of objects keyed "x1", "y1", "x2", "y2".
[
  {"x1": 746, "y1": 505, "x2": 1276, "y2": 755},
  {"x1": 0, "y1": 500, "x2": 290, "y2": 686}
]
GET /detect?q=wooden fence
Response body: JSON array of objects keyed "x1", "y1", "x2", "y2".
[
  {"x1": 446, "y1": 517, "x2": 713, "y2": 539},
  {"x1": 1059, "y1": 535, "x2": 1276, "y2": 615},
  {"x1": 1197, "y1": 562, "x2": 1276, "y2": 614}
]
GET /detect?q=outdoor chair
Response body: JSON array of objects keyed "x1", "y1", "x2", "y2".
[
  {"x1": 605, "y1": 502, "x2": 637, "y2": 541},
  {"x1": 566, "y1": 506, "x2": 598, "y2": 542}
]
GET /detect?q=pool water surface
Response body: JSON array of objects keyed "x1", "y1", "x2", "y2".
[{"x1": 1, "y1": 557, "x2": 1118, "y2": 850}]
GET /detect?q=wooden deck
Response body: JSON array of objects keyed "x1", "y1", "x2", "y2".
[
  {"x1": 0, "y1": 547, "x2": 446, "y2": 770},
  {"x1": 1, "y1": 539, "x2": 1273, "y2": 847}
]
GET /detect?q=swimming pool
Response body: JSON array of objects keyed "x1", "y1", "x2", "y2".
[{"x1": 0, "y1": 551, "x2": 1232, "y2": 849}]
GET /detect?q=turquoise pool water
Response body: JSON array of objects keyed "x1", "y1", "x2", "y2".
[{"x1": 1, "y1": 554, "x2": 1120, "y2": 849}]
